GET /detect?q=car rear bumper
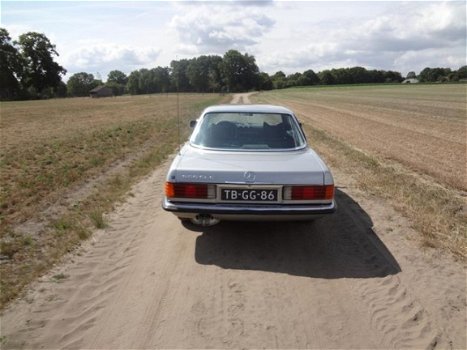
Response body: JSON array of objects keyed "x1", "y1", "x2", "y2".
[{"x1": 162, "y1": 197, "x2": 336, "y2": 221}]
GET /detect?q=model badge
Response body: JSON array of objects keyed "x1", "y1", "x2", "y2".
[
  {"x1": 181, "y1": 174, "x2": 213, "y2": 181},
  {"x1": 244, "y1": 171, "x2": 256, "y2": 182}
]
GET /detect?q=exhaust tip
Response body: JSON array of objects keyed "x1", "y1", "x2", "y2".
[{"x1": 191, "y1": 214, "x2": 220, "y2": 227}]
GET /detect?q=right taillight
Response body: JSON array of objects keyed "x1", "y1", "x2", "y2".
[{"x1": 283, "y1": 185, "x2": 334, "y2": 200}]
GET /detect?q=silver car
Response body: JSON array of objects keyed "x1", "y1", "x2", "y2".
[{"x1": 162, "y1": 104, "x2": 336, "y2": 226}]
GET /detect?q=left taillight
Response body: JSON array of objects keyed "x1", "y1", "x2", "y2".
[
  {"x1": 165, "y1": 182, "x2": 215, "y2": 199},
  {"x1": 283, "y1": 185, "x2": 334, "y2": 200}
]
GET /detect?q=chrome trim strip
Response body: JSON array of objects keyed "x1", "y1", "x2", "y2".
[{"x1": 162, "y1": 197, "x2": 336, "y2": 215}]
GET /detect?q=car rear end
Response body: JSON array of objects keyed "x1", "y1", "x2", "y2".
[
  {"x1": 162, "y1": 105, "x2": 336, "y2": 225},
  {"x1": 162, "y1": 146, "x2": 336, "y2": 224}
]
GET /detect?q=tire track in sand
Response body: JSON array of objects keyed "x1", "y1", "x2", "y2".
[
  {"x1": 330, "y1": 193, "x2": 440, "y2": 349},
  {"x1": 2, "y1": 162, "x2": 171, "y2": 349}
]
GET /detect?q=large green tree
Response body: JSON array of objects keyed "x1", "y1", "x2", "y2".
[
  {"x1": 16, "y1": 32, "x2": 66, "y2": 96},
  {"x1": 419, "y1": 67, "x2": 452, "y2": 82},
  {"x1": 125, "y1": 67, "x2": 170, "y2": 95},
  {"x1": 170, "y1": 59, "x2": 192, "y2": 92},
  {"x1": 382, "y1": 70, "x2": 403, "y2": 83},
  {"x1": 406, "y1": 71, "x2": 416, "y2": 79},
  {"x1": 0, "y1": 28, "x2": 23, "y2": 100},
  {"x1": 151, "y1": 66, "x2": 171, "y2": 93},
  {"x1": 301, "y1": 69, "x2": 320, "y2": 85},
  {"x1": 257, "y1": 72, "x2": 273, "y2": 90},
  {"x1": 185, "y1": 55, "x2": 225, "y2": 92},
  {"x1": 286, "y1": 72, "x2": 303, "y2": 87},
  {"x1": 127, "y1": 70, "x2": 142, "y2": 95},
  {"x1": 67, "y1": 72, "x2": 99, "y2": 97},
  {"x1": 206, "y1": 55, "x2": 224, "y2": 92},
  {"x1": 318, "y1": 70, "x2": 336, "y2": 85},
  {"x1": 106, "y1": 70, "x2": 127, "y2": 96},
  {"x1": 187, "y1": 56, "x2": 211, "y2": 92},
  {"x1": 138, "y1": 68, "x2": 152, "y2": 94},
  {"x1": 457, "y1": 66, "x2": 467, "y2": 79},
  {"x1": 222, "y1": 50, "x2": 259, "y2": 92},
  {"x1": 107, "y1": 70, "x2": 128, "y2": 85},
  {"x1": 271, "y1": 71, "x2": 287, "y2": 89}
]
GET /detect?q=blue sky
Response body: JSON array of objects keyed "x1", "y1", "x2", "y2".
[{"x1": 1, "y1": 1, "x2": 465, "y2": 80}]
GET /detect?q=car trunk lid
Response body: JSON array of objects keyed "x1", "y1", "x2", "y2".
[{"x1": 172, "y1": 145, "x2": 325, "y2": 185}]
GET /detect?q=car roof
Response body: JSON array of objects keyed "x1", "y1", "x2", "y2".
[{"x1": 202, "y1": 104, "x2": 294, "y2": 115}]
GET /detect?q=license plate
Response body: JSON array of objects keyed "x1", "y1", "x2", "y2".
[{"x1": 220, "y1": 188, "x2": 278, "y2": 202}]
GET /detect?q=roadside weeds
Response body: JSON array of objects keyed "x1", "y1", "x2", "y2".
[
  {"x1": 0, "y1": 94, "x2": 229, "y2": 308},
  {"x1": 0, "y1": 132, "x2": 177, "y2": 307},
  {"x1": 304, "y1": 125, "x2": 466, "y2": 259}
]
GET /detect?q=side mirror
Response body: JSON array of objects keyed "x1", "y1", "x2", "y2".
[{"x1": 189, "y1": 120, "x2": 197, "y2": 128}]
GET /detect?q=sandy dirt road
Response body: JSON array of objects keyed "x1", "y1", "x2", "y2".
[{"x1": 1, "y1": 94, "x2": 465, "y2": 349}]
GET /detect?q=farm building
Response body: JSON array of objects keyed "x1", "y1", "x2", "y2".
[
  {"x1": 90, "y1": 86, "x2": 113, "y2": 98},
  {"x1": 402, "y1": 78, "x2": 419, "y2": 84}
]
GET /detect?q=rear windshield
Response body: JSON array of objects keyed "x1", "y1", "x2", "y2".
[{"x1": 190, "y1": 112, "x2": 306, "y2": 150}]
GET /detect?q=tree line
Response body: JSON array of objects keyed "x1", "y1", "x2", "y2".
[
  {"x1": 414, "y1": 67, "x2": 467, "y2": 83},
  {"x1": 1, "y1": 28, "x2": 466, "y2": 101}
]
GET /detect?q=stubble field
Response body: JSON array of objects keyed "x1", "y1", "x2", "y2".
[
  {"x1": 253, "y1": 84, "x2": 466, "y2": 191},
  {"x1": 252, "y1": 84, "x2": 466, "y2": 256}
]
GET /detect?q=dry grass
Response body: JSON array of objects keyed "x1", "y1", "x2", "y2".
[
  {"x1": 0, "y1": 93, "x2": 229, "y2": 307},
  {"x1": 304, "y1": 126, "x2": 466, "y2": 257},
  {"x1": 253, "y1": 85, "x2": 466, "y2": 257}
]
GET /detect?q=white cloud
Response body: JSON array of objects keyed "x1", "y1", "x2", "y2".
[
  {"x1": 170, "y1": 2, "x2": 275, "y2": 54},
  {"x1": 3, "y1": 24, "x2": 34, "y2": 39},
  {"x1": 356, "y1": 1, "x2": 465, "y2": 52},
  {"x1": 62, "y1": 44, "x2": 161, "y2": 78},
  {"x1": 394, "y1": 47, "x2": 466, "y2": 74},
  {"x1": 258, "y1": 1, "x2": 466, "y2": 74},
  {"x1": 259, "y1": 42, "x2": 340, "y2": 73}
]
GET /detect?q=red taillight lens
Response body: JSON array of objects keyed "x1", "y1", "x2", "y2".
[
  {"x1": 324, "y1": 185, "x2": 334, "y2": 200},
  {"x1": 287, "y1": 185, "x2": 334, "y2": 200},
  {"x1": 165, "y1": 182, "x2": 212, "y2": 199}
]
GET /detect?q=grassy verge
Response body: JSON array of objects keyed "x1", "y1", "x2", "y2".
[
  {"x1": 0, "y1": 93, "x2": 229, "y2": 307},
  {"x1": 304, "y1": 125, "x2": 466, "y2": 258}
]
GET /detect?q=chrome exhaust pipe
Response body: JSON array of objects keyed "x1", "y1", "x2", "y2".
[{"x1": 191, "y1": 214, "x2": 220, "y2": 227}]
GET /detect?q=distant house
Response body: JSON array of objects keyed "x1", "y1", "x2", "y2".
[
  {"x1": 402, "y1": 78, "x2": 419, "y2": 84},
  {"x1": 90, "y1": 86, "x2": 113, "y2": 98}
]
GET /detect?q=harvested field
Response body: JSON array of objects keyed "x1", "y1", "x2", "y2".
[
  {"x1": 0, "y1": 93, "x2": 228, "y2": 306},
  {"x1": 253, "y1": 84, "x2": 466, "y2": 191},
  {"x1": 252, "y1": 85, "x2": 466, "y2": 256},
  {"x1": 1, "y1": 94, "x2": 219, "y2": 150}
]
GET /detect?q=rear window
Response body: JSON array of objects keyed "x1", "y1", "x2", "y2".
[{"x1": 190, "y1": 112, "x2": 306, "y2": 150}]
